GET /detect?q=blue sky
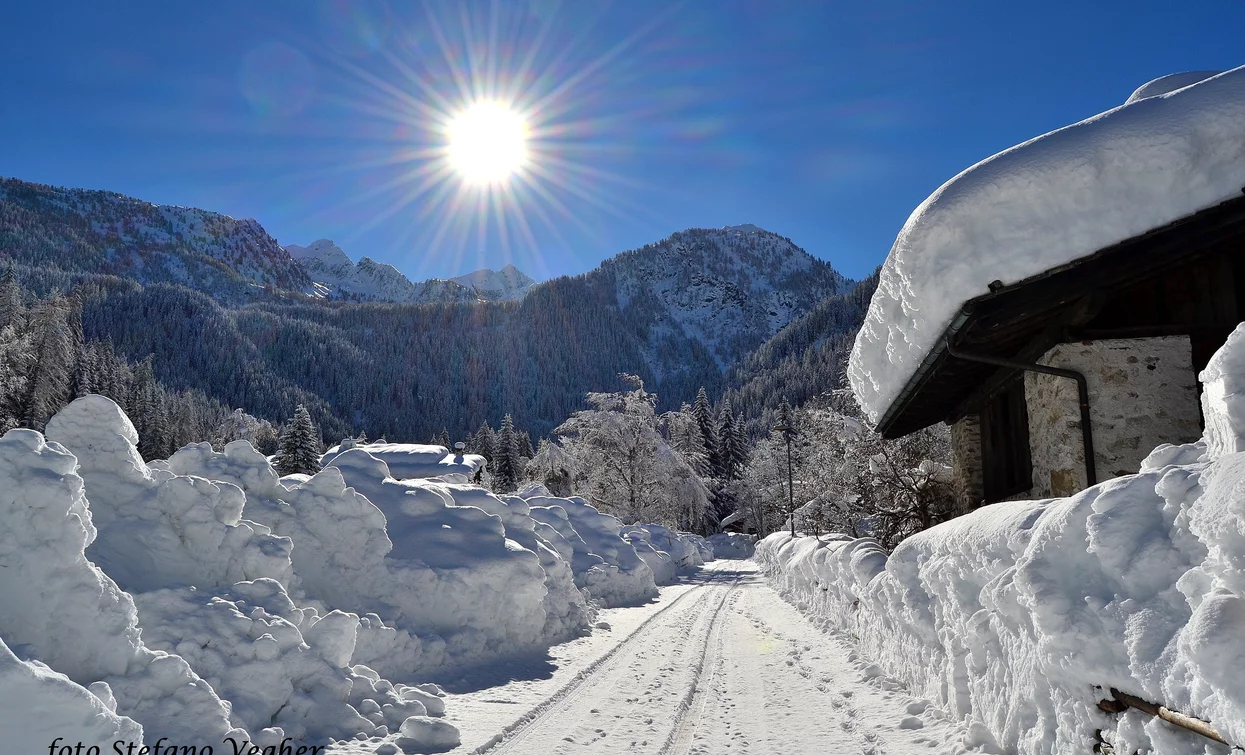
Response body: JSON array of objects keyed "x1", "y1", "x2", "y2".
[{"x1": 2, "y1": 1, "x2": 1243, "y2": 283}]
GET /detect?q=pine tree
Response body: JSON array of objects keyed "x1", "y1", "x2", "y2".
[
  {"x1": 493, "y1": 414, "x2": 520, "y2": 493},
  {"x1": 436, "y1": 427, "x2": 451, "y2": 448},
  {"x1": 516, "y1": 429, "x2": 534, "y2": 459},
  {"x1": 470, "y1": 422, "x2": 497, "y2": 464},
  {"x1": 0, "y1": 267, "x2": 23, "y2": 330},
  {"x1": 21, "y1": 295, "x2": 72, "y2": 431},
  {"x1": 274, "y1": 404, "x2": 323, "y2": 475},
  {"x1": 716, "y1": 403, "x2": 745, "y2": 481},
  {"x1": 693, "y1": 386, "x2": 719, "y2": 477},
  {"x1": 776, "y1": 397, "x2": 795, "y2": 434}
]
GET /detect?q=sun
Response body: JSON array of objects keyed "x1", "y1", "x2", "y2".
[{"x1": 447, "y1": 101, "x2": 529, "y2": 185}]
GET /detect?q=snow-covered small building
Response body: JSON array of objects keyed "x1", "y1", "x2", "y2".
[{"x1": 849, "y1": 67, "x2": 1245, "y2": 508}]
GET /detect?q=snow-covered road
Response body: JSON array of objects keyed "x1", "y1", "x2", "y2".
[{"x1": 333, "y1": 560, "x2": 989, "y2": 755}]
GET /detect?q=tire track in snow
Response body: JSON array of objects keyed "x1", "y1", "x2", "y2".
[
  {"x1": 657, "y1": 578, "x2": 739, "y2": 755},
  {"x1": 475, "y1": 568, "x2": 735, "y2": 754}
]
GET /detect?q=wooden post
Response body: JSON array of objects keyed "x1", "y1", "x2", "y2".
[{"x1": 1102, "y1": 688, "x2": 1232, "y2": 748}]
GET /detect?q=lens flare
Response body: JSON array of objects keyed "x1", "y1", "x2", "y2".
[{"x1": 447, "y1": 101, "x2": 529, "y2": 185}]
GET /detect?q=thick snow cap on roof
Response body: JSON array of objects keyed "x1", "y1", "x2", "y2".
[
  {"x1": 849, "y1": 66, "x2": 1245, "y2": 424},
  {"x1": 321, "y1": 442, "x2": 484, "y2": 481}
]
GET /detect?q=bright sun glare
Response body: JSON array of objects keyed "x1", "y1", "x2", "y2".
[{"x1": 447, "y1": 101, "x2": 529, "y2": 185}]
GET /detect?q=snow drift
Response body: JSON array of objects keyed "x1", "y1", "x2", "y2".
[
  {"x1": 0, "y1": 636, "x2": 143, "y2": 751},
  {"x1": 42, "y1": 399, "x2": 461, "y2": 747},
  {"x1": 708, "y1": 532, "x2": 755, "y2": 559},
  {"x1": 764, "y1": 322, "x2": 1245, "y2": 755},
  {"x1": 166, "y1": 442, "x2": 592, "y2": 676},
  {"x1": 0, "y1": 426, "x2": 241, "y2": 741},
  {"x1": 1, "y1": 397, "x2": 676, "y2": 748},
  {"x1": 527, "y1": 497, "x2": 659, "y2": 607},
  {"x1": 849, "y1": 65, "x2": 1245, "y2": 423},
  {"x1": 620, "y1": 524, "x2": 711, "y2": 584}
]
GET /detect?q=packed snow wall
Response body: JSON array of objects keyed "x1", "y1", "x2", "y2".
[
  {"x1": 761, "y1": 323, "x2": 1245, "y2": 754},
  {"x1": 0, "y1": 395, "x2": 683, "y2": 743}
]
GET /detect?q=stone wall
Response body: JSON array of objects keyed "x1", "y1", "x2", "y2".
[
  {"x1": 949, "y1": 414, "x2": 984, "y2": 513},
  {"x1": 1024, "y1": 336, "x2": 1200, "y2": 497}
]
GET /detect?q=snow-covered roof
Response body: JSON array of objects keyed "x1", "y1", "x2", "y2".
[
  {"x1": 849, "y1": 66, "x2": 1245, "y2": 425},
  {"x1": 320, "y1": 441, "x2": 485, "y2": 480}
]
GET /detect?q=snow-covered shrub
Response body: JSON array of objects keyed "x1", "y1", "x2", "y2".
[
  {"x1": 0, "y1": 636, "x2": 144, "y2": 750},
  {"x1": 708, "y1": 532, "x2": 755, "y2": 559},
  {"x1": 0, "y1": 427, "x2": 241, "y2": 740},
  {"x1": 759, "y1": 321, "x2": 1245, "y2": 755},
  {"x1": 528, "y1": 496, "x2": 658, "y2": 606}
]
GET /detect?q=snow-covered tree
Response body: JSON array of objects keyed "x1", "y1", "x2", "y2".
[
  {"x1": 662, "y1": 403, "x2": 710, "y2": 477},
  {"x1": 516, "y1": 429, "x2": 534, "y2": 459},
  {"x1": 740, "y1": 390, "x2": 955, "y2": 547},
  {"x1": 493, "y1": 414, "x2": 521, "y2": 493},
  {"x1": 526, "y1": 438, "x2": 574, "y2": 497},
  {"x1": 20, "y1": 294, "x2": 73, "y2": 431},
  {"x1": 557, "y1": 375, "x2": 710, "y2": 529},
  {"x1": 716, "y1": 403, "x2": 747, "y2": 481},
  {"x1": 274, "y1": 404, "x2": 323, "y2": 476},
  {"x1": 469, "y1": 422, "x2": 496, "y2": 465},
  {"x1": 0, "y1": 267, "x2": 23, "y2": 330},
  {"x1": 435, "y1": 427, "x2": 451, "y2": 448},
  {"x1": 692, "y1": 386, "x2": 719, "y2": 474},
  {"x1": 215, "y1": 408, "x2": 280, "y2": 454}
]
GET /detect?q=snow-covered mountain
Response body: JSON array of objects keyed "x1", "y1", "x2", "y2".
[
  {"x1": 2, "y1": 175, "x2": 854, "y2": 434},
  {"x1": 0, "y1": 177, "x2": 311, "y2": 298},
  {"x1": 286, "y1": 238, "x2": 535, "y2": 304},
  {"x1": 598, "y1": 225, "x2": 851, "y2": 376},
  {"x1": 451, "y1": 264, "x2": 537, "y2": 301}
]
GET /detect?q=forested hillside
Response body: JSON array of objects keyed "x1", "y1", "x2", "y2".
[
  {"x1": 722, "y1": 271, "x2": 879, "y2": 436},
  {"x1": 0, "y1": 178, "x2": 309, "y2": 299},
  {"x1": 1, "y1": 177, "x2": 856, "y2": 442}
]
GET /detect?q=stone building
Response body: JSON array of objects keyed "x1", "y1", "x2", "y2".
[{"x1": 873, "y1": 194, "x2": 1245, "y2": 509}]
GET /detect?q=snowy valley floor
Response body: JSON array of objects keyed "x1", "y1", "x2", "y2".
[{"x1": 331, "y1": 560, "x2": 986, "y2": 755}]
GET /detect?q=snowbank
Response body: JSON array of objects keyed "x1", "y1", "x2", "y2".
[
  {"x1": 134, "y1": 581, "x2": 431, "y2": 740},
  {"x1": 320, "y1": 450, "x2": 553, "y2": 670},
  {"x1": 168, "y1": 442, "x2": 559, "y2": 676},
  {"x1": 620, "y1": 527, "x2": 678, "y2": 585},
  {"x1": 763, "y1": 324, "x2": 1245, "y2": 754},
  {"x1": 849, "y1": 65, "x2": 1245, "y2": 423},
  {"x1": 40, "y1": 400, "x2": 462, "y2": 749},
  {"x1": 0, "y1": 427, "x2": 241, "y2": 741},
  {"x1": 45, "y1": 400, "x2": 292, "y2": 594},
  {"x1": 528, "y1": 497, "x2": 658, "y2": 607},
  {"x1": 322, "y1": 441, "x2": 485, "y2": 481},
  {"x1": 708, "y1": 532, "x2": 755, "y2": 559},
  {"x1": 633, "y1": 524, "x2": 710, "y2": 569},
  {"x1": 0, "y1": 636, "x2": 144, "y2": 750}
]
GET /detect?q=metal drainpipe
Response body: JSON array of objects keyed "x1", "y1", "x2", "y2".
[{"x1": 945, "y1": 339, "x2": 1097, "y2": 487}]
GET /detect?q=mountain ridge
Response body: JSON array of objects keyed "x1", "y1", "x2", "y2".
[
  {"x1": 1, "y1": 175, "x2": 855, "y2": 438},
  {"x1": 284, "y1": 238, "x2": 537, "y2": 303}
]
